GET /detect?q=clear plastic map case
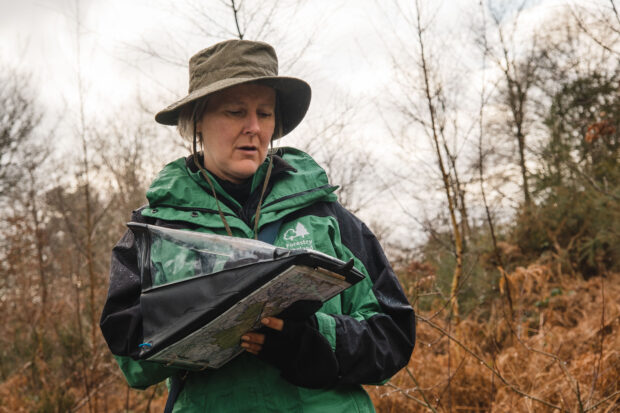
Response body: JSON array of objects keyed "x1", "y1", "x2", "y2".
[{"x1": 128, "y1": 223, "x2": 364, "y2": 369}]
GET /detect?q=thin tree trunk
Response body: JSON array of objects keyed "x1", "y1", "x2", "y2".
[
  {"x1": 477, "y1": 5, "x2": 514, "y2": 318},
  {"x1": 516, "y1": 128, "x2": 531, "y2": 205},
  {"x1": 27, "y1": 170, "x2": 47, "y2": 311},
  {"x1": 415, "y1": 0, "x2": 464, "y2": 323},
  {"x1": 74, "y1": 1, "x2": 98, "y2": 409},
  {"x1": 443, "y1": 140, "x2": 471, "y2": 242},
  {"x1": 495, "y1": 15, "x2": 533, "y2": 205}
]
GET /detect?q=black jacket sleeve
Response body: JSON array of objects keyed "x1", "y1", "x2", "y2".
[{"x1": 331, "y1": 204, "x2": 416, "y2": 385}]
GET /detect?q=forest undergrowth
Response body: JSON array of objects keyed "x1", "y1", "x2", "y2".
[
  {"x1": 0, "y1": 259, "x2": 617, "y2": 412},
  {"x1": 367, "y1": 262, "x2": 620, "y2": 412}
]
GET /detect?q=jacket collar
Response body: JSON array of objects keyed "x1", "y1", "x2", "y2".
[{"x1": 143, "y1": 147, "x2": 338, "y2": 234}]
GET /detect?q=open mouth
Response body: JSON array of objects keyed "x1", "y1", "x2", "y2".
[{"x1": 238, "y1": 146, "x2": 257, "y2": 152}]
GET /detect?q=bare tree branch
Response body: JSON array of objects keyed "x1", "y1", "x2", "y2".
[
  {"x1": 610, "y1": 0, "x2": 620, "y2": 26},
  {"x1": 229, "y1": 0, "x2": 244, "y2": 39},
  {"x1": 417, "y1": 314, "x2": 570, "y2": 412}
]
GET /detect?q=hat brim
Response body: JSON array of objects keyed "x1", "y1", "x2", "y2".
[{"x1": 155, "y1": 76, "x2": 311, "y2": 138}]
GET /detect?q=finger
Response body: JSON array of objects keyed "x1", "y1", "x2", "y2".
[
  {"x1": 241, "y1": 341, "x2": 263, "y2": 354},
  {"x1": 261, "y1": 317, "x2": 284, "y2": 331},
  {"x1": 241, "y1": 333, "x2": 265, "y2": 345}
]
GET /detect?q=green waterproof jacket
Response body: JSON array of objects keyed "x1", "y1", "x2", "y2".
[{"x1": 100, "y1": 147, "x2": 416, "y2": 412}]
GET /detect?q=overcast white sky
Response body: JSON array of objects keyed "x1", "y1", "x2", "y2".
[
  {"x1": 1, "y1": 0, "x2": 393, "y2": 123},
  {"x1": 0, "y1": 0, "x2": 595, "y2": 247},
  {"x1": 0, "y1": 0, "x2": 517, "y2": 126}
]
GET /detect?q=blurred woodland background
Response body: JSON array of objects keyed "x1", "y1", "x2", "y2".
[{"x1": 0, "y1": 0, "x2": 618, "y2": 411}]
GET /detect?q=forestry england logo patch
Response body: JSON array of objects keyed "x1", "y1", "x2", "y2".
[{"x1": 283, "y1": 222, "x2": 313, "y2": 249}]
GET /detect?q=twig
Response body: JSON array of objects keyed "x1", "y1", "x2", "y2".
[
  {"x1": 385, "y1": 382, "x2": 435, "y2": 410},
  {"x1": 568, "y1": 162, "x2": 620, "y2": 201},
  {"x1": 71, "y1": 376, "x2": 116, "y2": 412},
  {"x1": 584, "y1": 390, "x2": 620, "y2": 412},
  {"x1": 125, "y1": 385, "x2": 130, "y2": 412},
  {"x1": 144, "y1": 384, "x2": 159, "y2": 412},
  {"x1": 611, "y1": 0, "x2": 620, "y2": 27},
  {"x1": 495, "y1": 284, "x2": 586, "y2": 409},
  {"x1": 586, "y1": 278, "x2": 606, "y2": 408},
  {"x1": 569, "y1": 5, "x2": 620, "y2": 56},
  {"x1": 229, "y1": 0, "x2": 244, "y2": 39},
  {"x1": 435, "y1": 354, "x2": 468, "y2": 412},
  {"x1": 406, "y1": 367, "x2": 439, "y2": 413},
  {"x1": 416, "y1": 314, "x2": 569, "y2": 412}
]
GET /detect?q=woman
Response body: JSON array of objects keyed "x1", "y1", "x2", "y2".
[{"x1": 100, "y1": 39, "x2": 415, "y2": 413}]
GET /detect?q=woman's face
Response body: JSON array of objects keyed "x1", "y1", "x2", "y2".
[{"x1": 197, "y1": 83, "x2": 276, "y2": 183}]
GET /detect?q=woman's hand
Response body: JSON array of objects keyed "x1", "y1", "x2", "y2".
[
  {"x1": 241, "y1": 317, "x2": 283, "y2": 355},
  {"x1": 240, "y1": 313, "x2": 339, "y2": 389}
]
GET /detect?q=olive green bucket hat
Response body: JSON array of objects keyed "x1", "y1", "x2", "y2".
[{"x1": 155, "y1": 39, "x2": 311, "y2": 138}]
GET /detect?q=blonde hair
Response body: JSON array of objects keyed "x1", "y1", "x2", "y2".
[
  {"x1": 177, "y1": 98, "x2": 210, "y2": 144},
  {"x1": 176, "y1": 88, "x2": 284, "y2": 149}
]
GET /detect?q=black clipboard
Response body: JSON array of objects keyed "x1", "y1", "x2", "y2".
[{"x1": 128, "y1": 223, "x2": 365, "y2": 369}]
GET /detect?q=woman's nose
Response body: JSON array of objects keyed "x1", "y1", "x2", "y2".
[{"x1": 243, "y1": 113, "x2": 260, "y2": 135}]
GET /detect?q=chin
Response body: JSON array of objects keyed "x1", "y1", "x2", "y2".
[
  {"x1": 228, "y1": 169, "x2": 257, "y2": 182},
  {"x1": 232, "y1": 161, "x2": 261, "y2": 177}
]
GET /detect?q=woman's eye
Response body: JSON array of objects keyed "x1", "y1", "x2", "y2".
[
  {"x1": 259, "y1": 112, "x2": 273, "y2": 118},
  {"x1": 227, "y1": 110, "x2": 243, "y2": 116}
]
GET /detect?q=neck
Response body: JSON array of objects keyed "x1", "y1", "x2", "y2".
[{"x1": 212, "y1": 174, "x2": 252, "y2": 206}]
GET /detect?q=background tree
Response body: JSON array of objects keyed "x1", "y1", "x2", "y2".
[
  {"x1": 0, "y1": 69, "x2": 42, "y2": 199},
  {"x1": 514, "y1": 71, "x2": 620, "y2": 276},
  {"x1": 481, "y1": 0, "x2": 545, "y2": 206}
]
